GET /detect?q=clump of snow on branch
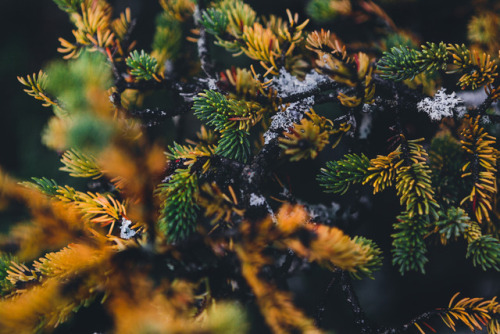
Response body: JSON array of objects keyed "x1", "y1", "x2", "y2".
[
  {"x1": 358, "y1": 111, "x2": 373, "y2": 140},
  {"x1": 305, "y1": 202, "x2": 340, "y2": 223},
  {"x1": 456, "y1": 89, "x2": 488, "y2": 108},
  {"x1": 272, "y1": 68, "x2": 328, "y2": 98},
  {"x1": 120, "y1": 218, "x2": 137, "y2": 239},
  {"x1": 249, "y1": 193, "x2": 266, "y2": 206},
  {"x1": 200, "y1": 77, "x2": 218, "y2": 90},
  {"x1": 456, "y1": 89, "x2": 500, "y2": 123},
  {"x1": 262, "y1": 69, "x2": 326, "y2": 143},
  {"x1": 263, "y1": 96, "x2": 315, "y2": 144},
  {"x1": 417, "y1": 88, "x2": 466, "y2": 121},
  {"x1": 249, "y1": 193, "x2": 277, "y2": 222}
]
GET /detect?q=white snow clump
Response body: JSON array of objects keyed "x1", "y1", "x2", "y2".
[
  {"x1": 273, "y1": 68, "x2": 328, "y2": 98},
  {"x1": 120, "y1": 218, "x2": 137, "y2": 239},
  {"x1": 417, "y1": 88, "x2": 466, "y2": 121}
]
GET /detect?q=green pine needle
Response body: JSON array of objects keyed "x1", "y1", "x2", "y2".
[
  {"x1": 351, "y1": 237, "x2": 383, "y2": 280},
  {"x1": 60, "y1": 149, "x2": 102, "y2": 179},
  {"x1": 0, "y1": 254, "x2": 16, "y2": 296},
  {"x1": 436, "y1": 207, "x2": 471, "y2": 241},
  {"x1": 306, "y1": 0, "x2": 338, "y2": 23},
  {"x1": 193, "y1": 90, "x2": 231, "y2": 131},
  {"x1": 52, "y1": 0, "x2": 83, "y2": 13},
  {"x1": 392, "y1": 212, "x2": 430, "y2": 274},
  {"x1": 466, "y1": 235, "x2": 500, "y2": 271},
  {"x1": 126, "y1": 50, "x2": 159, "y2": 81},
  {"x1": 378, "y1": 46, "x2": 422, "y2": 81},
  {"x1": 202, "y1": 8, "x2": 229, "y2": 36},
  {"x1": 216, "y1": 128, "x2": 251, "y2": 163},
  {"x1": 157, "y1": 168, "x2": 199, "y2": 243},
  {"x1": 21, "y1": 177, "x2": 59, "y2": 196},
  {"x1": 419, "y1": 42, "x2": 448, "y2": 73},
  {"x1": 317, "y1": 153, "x2": 370, "y2": 195}
]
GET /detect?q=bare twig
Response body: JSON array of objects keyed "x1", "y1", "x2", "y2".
[{"x1": 340, "y1": 271, "x2": 374, "y2": 334}]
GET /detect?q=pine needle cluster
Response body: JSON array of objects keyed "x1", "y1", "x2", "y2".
[{"x1": 2, "y1": 0, "x2": 500, "y2": 333}]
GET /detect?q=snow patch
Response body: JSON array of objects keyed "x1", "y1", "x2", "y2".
[
  {"x1": 161, "y1": 174, "x2": 173, "y2": 183},
  {"x1": 456, "y1": 89, "x2": 500, "y2": 122},
  {"x1": 417, "y1": 88, "x2": 466, "y2": 121},
  {"x1": 272, "y1": 68, "x2": 328, "y2": 98},
  {"x1": 301, "y1": 202, "x2": 340, "y2": 224},
  {"x1": 249, "y1": 193, "x2": 266, "y2": 206},
  {"x1": 358, "y1": 112, "x2": 372, "y2": 140},
  {"x1": 206, "y1": 78, "x2": 218, "y2": 90},
  {"x1": 263, "y1": 96, "x2": 315, "y2": 144},
  {"x1": 456, "y1": 89, "x2": 488, "y2": 108},
  {"x1": 120, "y1": 218, "x2": 137, "y2": 239}
]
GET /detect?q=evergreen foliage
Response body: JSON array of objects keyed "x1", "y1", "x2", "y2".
[
  {"x1": 201, "y1": 8, "x2": 229, "y2": 36},
  {"x1": 215, "y1": 128, "x2": 251, "y2": 162},
  {"x1": 317, "y1": 153, "x2": 370, "y2": 195},
  {"x1": 193, "y1": 90, "x2": 231, "y2": 131},
  {"x1": 466, "y1": 235, "x2": 500, "y2": 271},
  {"x1": 0, "y1": 254, "x2": 16, "y2": 296},
  {"x1": 350, "y1": 236, "x2": 383, "y2": 280},
  {"x1": 152, "y1": 11, "x2": 183, "y2": 64},
  {"x1": 157, "y1": 167, "x2": 199, "y2": 243},
  {"x1": 378, "y1": 46, "x2": 423, "y2": 81},
  {"x1": 60, "y1": 149, "x2": 102, "y2": 179},
  {"x1": 378, "y1": 42, "x2": 499, "y2": 89},
  {"x1": 126, "y1": 50, "x2": 159, "y2": 81},
  {"x1": 22, "y1": 177, "x2": 60, "y2": 196},
  {"x1": 392, "y1": 212, "x2": 430, "y2": 274},
  {"x1": 436, "y1": 207, "x2": 471, "y2": 243},
  {"x1": 52, "y1": 0, "x2": 82, "y2": 13}
]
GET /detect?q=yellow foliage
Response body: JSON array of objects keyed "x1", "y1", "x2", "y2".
[
  {"x1": 279, "y1": 109, "x2": 350, "y2": 161},
  {"x1": 237, "y1": 245, "x2": 322, "y2": 334},
  {"x1": 57, "y1": 1, "x2": 134, "y2": 59},
  {"x1": 159, "y1": 0, "x2": 195, "y2": 21},
  {"x1": 219, "y1": 0, "x2": 256, "y2": 37},
  {"x1": 364, "y1": 149, "x2": 403, "y2": 193},
  {"x1": 0, "y1": 279, "x2": 71, "y2": 332},
  {"x1": 220, "y1": 67, "x2": 269, "y2": 99},
  {"x1": 198, "y1": 183, "x2": 244, "y2": 228},
  {"x1": 468, "y1": 12, "x2": 500, "y2": 52},
  {"x1": 240, "y1": 204, "x2": 372, "y2": 273},
  {"x1": 236, "y1": 204, "x2": 374, "y2": 333},
  {"x1": 17, "y1": 71, "x2": 58, "y2": 108},
  {"x1": 59, "y1": 2, "x2": 114, "y2": 59},
  {"x1": 0, "y1": 243, "x2": 111, "y2": 333},
  {"x1": 441, "y1": 293, "x2": 499, "y2": 332},
  {"x1": 447, "y1": 44, "x2": 499, "y2": 89},
  {"x1": 33, "y1": 243, "x2": 111, "y2": 280},
  {"x1": 60, "y1": 149, "x2": 102, "y2": 179},
  {"x1": 274, "y1": 205, "x2": 370, "y2": 271},
  {"x1": 306, "y1": 29, "x2": 341, "y2": 54},
  {"x1": 42, "y1": 116, "x2": 70, "y2": 151},
  {"x1": 242, "y1": 22, "x2": 281, "y2": 75},
  {"x1": 460, "y1": 115, "x2": 498, "y2": 224},
  {"x1": 0, "y1": 170, "x2": 88, "y2": 260}
]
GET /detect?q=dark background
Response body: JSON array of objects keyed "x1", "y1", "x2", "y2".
[{"x1": 0, "y1": 1, "x2": 497, "y2": 333}]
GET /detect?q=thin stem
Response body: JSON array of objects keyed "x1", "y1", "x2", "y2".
[
  {"x1": 194, "y1": 1, "x2": 216, "y2": 79},
  {"x1": 378, "y1": 309, "x2": 442, "y2": 334},
  {"x1": 315, "y1": 270, "x2": 341, "y2": 327},
  {"x1": 340, "y1": 271, "x2": 374, "y2": 334}
]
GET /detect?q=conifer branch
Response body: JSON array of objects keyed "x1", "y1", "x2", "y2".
[
  {"x1": 195, "y1": 0, "x2": 216, "y2": 79},
  {"x1": 5, "y1": 1, "x2": 500, "y2": 332},
  {"x1": 340, "y1": 271, "x2": 374, "y2": 334},
  {"x1": 460, "y1": 115, "x2": 498, "y2": 224}
]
